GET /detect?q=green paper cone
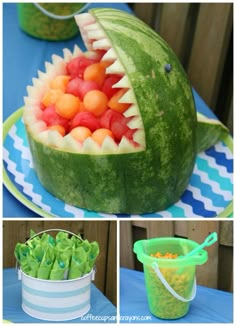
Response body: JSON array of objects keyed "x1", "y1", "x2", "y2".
[
  {"x1": 26, "y1": 254, "x2": 40, "y2": 277},
  {"x1": 32, "y1": 244, "x2": 45, "y2": 263},
  {"x1": 88, "y1": 241, "x2": 100, "y2": 269},
  {"x1": 68, "y1": 246, "x2": 87, "y2": 279},
  {"x1": 56, "y1": 231, "x2": 69, "y2": 244},
  {"x1": 40, "y1": 232, "x2": 56, "y2": 249},
  {"x1": 71, "y1": 234, "x2": 83, "y2": 247},
  {"x1": 37, "y1": 246, "x2": 55, "y2": 279},
  {"x1": 49, "y1": 253, "x2": 70, "y2": 280}
]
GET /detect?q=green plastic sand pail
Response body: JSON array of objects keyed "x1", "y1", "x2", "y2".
[
  {"x1": 17, "y1": 3, "x2": 89, "y2": 41},
  {"x1": 133, "y1": 237, "x2": 208, "y2": 319}
]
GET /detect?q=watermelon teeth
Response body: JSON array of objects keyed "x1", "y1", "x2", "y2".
[
  {"x1": 101, "y1": 48, "x2": 117, "y2": 61},
  {"x1": 112, "y1": 75, "x2": 132, "y2": 88},
  {"x1": 51, "y1": 54, "x2": 67, "y2": 70},
  {"x1": 127, "y1": 117, "x2": 143, "y2": 129},
  {"x1": 63, "y1": 48, "x2": 74, "y2": 62},
  {"x1": 81, "y1": 136, "x2": 101, "y2": 153},
  {"x1": 123, "y1": 104, "x2": 140, "y2": 118},
  {"x1": 118, "y1": 89, "x2": 136, "y2": 104},
  {"x1": 71, "y1": 45, "x2": 84, "y2": 58},
  {"x1": 133, "y1": 130, "x2": 146, "y2": 147},
  {"x1": 105, "y1": 60, "x2": 126, "y2": 74},
  {"x1": 92, "y1": 38, "x2": 112, "y2": 50},
  {"x1": 62, "y1": 45, "x2": 83, "y2": 62},
  {"x1": 75, "y1": 12, "x2": 146, "y2": 148},
  {"x1": 86, "y1": 28, "x2": 106, "y2": 40},
  {"x1": 74, "y1": 14, "x2": 96, "y2": 51}
]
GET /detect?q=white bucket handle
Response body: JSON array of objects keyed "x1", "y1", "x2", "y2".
[
  {"x1": 152, "y1": 262, "x2": 196, "y2": 302},
  {"x1": 34, "y1": 3, "x2": 90, "y2": 20},
  {"x1": 25, "y1": 228, "x2": 83, "y2": 243}
]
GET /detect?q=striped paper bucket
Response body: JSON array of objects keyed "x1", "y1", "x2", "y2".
[{"x1": 19, "y1": 268, "x2": 95, "y2": 321}]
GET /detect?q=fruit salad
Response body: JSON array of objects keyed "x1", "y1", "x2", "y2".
[{"x1": 37, "y1": 51, "x2": 143, "y2": 150}]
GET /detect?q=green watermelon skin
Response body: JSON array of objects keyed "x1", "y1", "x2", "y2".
[{"x1": 25, "y1": 8, "x2": 197, "y2": 214}]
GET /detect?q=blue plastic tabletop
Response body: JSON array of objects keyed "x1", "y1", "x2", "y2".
[
  {"x1": 120, "y1": 267, "x2": 233, "y2": 323},
  {"x1": 3, "y1": 3, "x2": 233, "y2": 218},
  {"x1": 3, "y1": 268, "x2": 117, "y2": 323}
]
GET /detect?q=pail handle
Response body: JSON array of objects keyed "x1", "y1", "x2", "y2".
[
  {"x1": 152, "y1": 262, "x2": 196, "y2": 302},
  {"x1": 25, "y1": 228, "x2": 83, "y2": 243},
  {"x1": 34, "y1": 3, "x2": 90, "y2": 20}
]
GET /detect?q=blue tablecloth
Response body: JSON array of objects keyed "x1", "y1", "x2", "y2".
[
  {"x1": 3, "y1": 3, "x2": 233, "y2": 218},
  {"x1": 3, "y1": 268, "x2": 116, "y2": 323},
  {"x1": 120, "y1": 268, "x2": 233, "y2": 323}
]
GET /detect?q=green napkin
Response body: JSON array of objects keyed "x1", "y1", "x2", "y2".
[
  {"x1": 40, "y1": 232, "x2": 56, "y2": 248},
  {"x1": 14, "y1": 243, "x2": 40, "y2": 277},
  {"x1": 25, "y1": 254, "x2": 40, "y2": 277},
  {"x1": 37, "y1": 246, "x2": 55, "y2": 280},
  {"x1": 81, "y1": 240, "x2": 91, "y2": 274},
  {"x1": 49, "y1": 252, "x2": 71, "y2": 280},
  {"x1": 56, "y1": 240, "x2": 73, "y2": 256},
  {"x1": 32, "y1": 244, "x2": 45, "y2": 263},
  {"x1": 14, "y1": 243, "x2": 31, "y2": 274},
  {"x1": 71, "y1": 234, "x2": 83, "y2": 247},
  {"x1": 88, "y1": 241, "x2": 100, "y2": 269},
  {"x1": 82, "y1": 239, "x2": 91, "y2": 253},
  {"x1": 68, "y1": 246, "x2": 87, "y2": 279},
  {"x1": 14, "y1": 230, "x2": 100, "y2": 280},
  {"x1": 14, "y1": 243, "x2": 30, "y2": 263},
  {"x1": 26, "y1": 229, "x2": 40, "y2": 249},
  {"x1": 56, "y1": 231, "x2": 69, "y2": 244}
]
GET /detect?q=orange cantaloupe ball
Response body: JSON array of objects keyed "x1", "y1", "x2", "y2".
[
  {"x1": 70, "y1": 126, "x2": 92, "y2": 143},
  {"x1": 91, "y1": 128, "x2": 114, "y2": 145}
]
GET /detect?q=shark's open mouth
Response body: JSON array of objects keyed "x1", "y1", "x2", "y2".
[{"x1": 24, "y1": 12, "x2": 145, "y2": 154}]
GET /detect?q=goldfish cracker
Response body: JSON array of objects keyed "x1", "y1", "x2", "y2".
[
  {"x1": 150, "y1": 251, "x2": 179, "y2": 259},
  {"x1": 143, "y1": 264, "x2": 195, "y2": 319}
]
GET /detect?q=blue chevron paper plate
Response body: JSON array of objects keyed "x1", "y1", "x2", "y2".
[{"x1": 3, "y1": 108, "x2": 233, "y2": 218}]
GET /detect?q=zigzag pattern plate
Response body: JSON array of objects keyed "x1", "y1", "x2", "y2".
[{"x1": 3, "y1": 109, "x2": 233, "y2": 218}]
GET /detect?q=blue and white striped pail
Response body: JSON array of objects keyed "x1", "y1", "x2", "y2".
[{"x1": 19, "y1": 268, "x2": 95, "y2": 321}]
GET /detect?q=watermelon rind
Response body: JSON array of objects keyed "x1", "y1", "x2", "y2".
[{"x1": 196, "y1": 112, "x2": 229, "y2": 153}]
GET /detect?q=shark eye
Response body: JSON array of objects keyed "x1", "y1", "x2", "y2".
[{"x1": 164, "y1": 63, "x2": 172, "y2": 73}]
